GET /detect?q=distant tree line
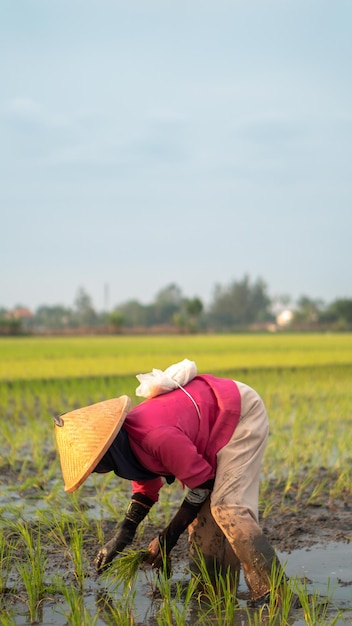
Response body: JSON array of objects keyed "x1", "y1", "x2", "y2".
[{"x1": 1, "y1": 276, "x2": 352, "y2": 335}]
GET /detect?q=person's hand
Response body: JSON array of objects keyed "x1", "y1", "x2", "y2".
[
  {"x1": 145, "y1": 535, "x2": 172, "y2": 577},
  {"x1": 94, "y1": 533, "x2": 129, "y2": 571},
  {"x1": 144, "y1": 501, "x2": 200, "y2": 576},
  {"x1": 145, "y1": 536, "x2": 162, "y2": 566},
  {"x1": 95, "y1": 498, "x2": 153, "y2": 572}
]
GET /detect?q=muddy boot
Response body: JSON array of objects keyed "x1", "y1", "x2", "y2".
[
  {"x1": 211, "y1": 504, "x2": 286, "y2": 602},
  {"x1": 234, "y1": 534, "x2": 302, "y2": 610},
  {"x1": 240, "y1": 532, "x2": 280, "y2": 600},
  {"x1": 188, "y1": 498, "x2": 240, "y2": 594}
]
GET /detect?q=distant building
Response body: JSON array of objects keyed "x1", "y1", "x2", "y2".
[
  {"x1": 276, "y1": 309, "x2": 294, "y2": 327},
  {"x1": 9, "y1": 307, "x2": 34, "y2": 320}
]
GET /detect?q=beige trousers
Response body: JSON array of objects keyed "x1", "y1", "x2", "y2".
[{"x1": 188, "y1": 381, "x2": 278, "y2": 600}]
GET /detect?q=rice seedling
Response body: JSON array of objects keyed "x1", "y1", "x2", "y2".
[
  {"x1": 98, "y1": 485, "x2": 131, "y2": 521},
  {"x1": 14, "y1": 522, "x2": 47, "y2": 623},
  {"x1": 293, "y1": 577, "x2": 343, "y2": 626},
  {"x1": 37, "y1": 509, "x2": 71, "y2": 552},
  {"x1": 57, "y1": 581, "x2": 99, "y2": 626},
  {"x1": 101, "y1": 549, "x2": 150, "y2": 592},
  {"x1": 153, "y1": 573, "x2": 200, "y2": 626},
  {"x1": 260, "y1": 560, "x2": 297, "y2": 625},
  {"x1": 66, "y1": 522, "x2": 86, "y2": 589},
  {"x1": 0, "y1": 527, "x2": 14, "y2": 596},
  {"x1": 96, "y1": 588, "x2": 137, "y2": 625},
  {"x1": 186, "y1": 547, "x2": 238, "y2": 625},
  {"x1": 306, "y1": 477, "x2": 329, "y2": 506},
  {"x1": 0, "y1": 609, "x2": 17, "y2": 626},
  {"x1": 96, "y1": 550, "x2": 155, "y2": 624}
]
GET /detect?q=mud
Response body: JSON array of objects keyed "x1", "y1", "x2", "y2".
[
  {"x1": 1, "y1": 466, "x2": 351, "y2": 624},
  {"x1": 260, "y1": 467, "x2": 351, "y2": 553},
  {"x1": 124, "y1": 466, "x2": 351, "y2": 566}
]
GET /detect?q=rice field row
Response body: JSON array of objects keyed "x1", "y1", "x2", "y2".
[
  {"x1": 1, "y1": 362, "x2": 351, "y2": 507},
  {"x1": 2, "y1": 332, "x2": 352, "y2": 380}
]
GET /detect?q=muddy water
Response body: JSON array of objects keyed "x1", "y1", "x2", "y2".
[
  {"x1": 2, "y1": 475, "x2": 351, "y2": 624},
  {"x1": 278, "y1": 541, "x2": 352, "y2": 625},
  {"x1": 9, "y1": 541, "x2": 351, "y2": 625}
]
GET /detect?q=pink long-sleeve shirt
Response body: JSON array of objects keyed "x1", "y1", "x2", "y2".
[{"x1": 122, "y1": 375, "x2": 241, "y2": 502}]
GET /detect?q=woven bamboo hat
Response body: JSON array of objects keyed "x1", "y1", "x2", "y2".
[{"x1": 54, "y1": 395, "x2": 131, "y2": 493}]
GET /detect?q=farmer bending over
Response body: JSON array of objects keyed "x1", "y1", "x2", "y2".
[{"x1": 54, "y1": 362, "x2": 288, "y2": 607}]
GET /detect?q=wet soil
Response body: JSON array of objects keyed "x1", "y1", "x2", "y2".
[
  {"x1": 1, "y1": 466, "x2": 351, "y2": 624},
  {"x1": 260, "y1": 468, "x2": 351, "y2": 553},
  {"x1": 126, "y1": 466, "x2": 351, "y2": 559},
  {"x1": 2, "y1": 464, "x2": 351, "y2": 566}
]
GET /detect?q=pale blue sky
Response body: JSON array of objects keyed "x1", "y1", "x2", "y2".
[{"x1": 1, "y1": 0, "x2": 351, "y2": 312}]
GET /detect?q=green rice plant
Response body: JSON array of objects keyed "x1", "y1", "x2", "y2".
[
  {"x1": 0, "y1": 527, "x2": 14, "y2": 596},
  {"x1": 69, "y1": 489, "x2": 96, "y2": 527},
  {"x1": 101, "y1": 549, "x2": 150, "y2": 592},
  {"x1": 184, "y1": 546, "x2": 238, "y2": 625},
  {"x1": 90, "y1": 517, "x2": 105, "y2": 547},
  {"x1": 0, "y1": 421, "x2": 24, "y2": 472},
  {"x1": 329, "y1": 465, "x2": 352, "y2": 503},
  {"x1": 14, "y1": 522, "x2": 47, "y2": 623},
  {"x1": 293, "y1": 577, "x2": 343, "y2": 626},
  {"x1": 39, "y1": 509, "x2": 72, "y2": 550},
  {"x1": 294, "y1": 470, "x2": 317, "y2": 503},
  {"x1": 96, "y1": 588, "x2": 137, "y2": 625},
  {"x1": 259, "y1": 492, "x2": 275, "y2": 520},
  {"x1": 153, "y1": 575, "x2": 200, "y2": 626},
  {"x1": 263, "y1": 560, "x2": 297, "y2": 625},
  {"x1": 97, "y1": 551, "x2": 149, "y2": 624},
  {"x1": 200, "y1": 575, "x2": 238, "y2": 624},
  {"x1": 306, "y1": 477, "x2": 329, "y2": 506},
  {"x1": 37, "y1": 511, "x2": 89, "y2": 590},
  {"x1": 97, "y1": 485, "x2": 131, "y2": 521},
  {"x1": 189, "y1": 549, "x2": 303, "y2": 626},
  {"x1": 66, "y1": 521, "x2": 87, "y2": 589},
  {"x1": 57, "y1": 581, "x2": 99, "y2": 626},
  {"x1": 260, "y1": 365, "x2": 352, "y2": 501},
  {"x1": 16, "y1": 562, "x2": 44, "y2": 624},
  {"x1": 0, "y1": 608, "x2": 17, "y2": 626},
  {"x1": 144, "y1": 550, "x2": 200, "y2": 626}
]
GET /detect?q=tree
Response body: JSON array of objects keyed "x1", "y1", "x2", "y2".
[
  {"x1": 172, "y1": 297, "x2": 204, "y2": 334},
  {"x1": 108, "y1": 309, "x2": 124, "y2": 333},
  {"x1": 184, "y1": 297, "x2": 204, "y2": 333},
  {"x1": 294, "y1": 296, "x2": 324, "y2": 324},
  {"x1": 320, "y1": 298, "x2": 352, "y2": 329},
  {"x1": 0, "y1": 316, "x2": 22, "y2": 335},
  {"x1": 33, "y1": 305, "x2": 72, "y2": 330},
  {"x1": 185, "y1": 297, "x2": 203, "y2": 319},
  {"x1": 152, "y1": 283, "x2": 183, "y2": 325},
  {"x1": 73, "y1": 287, "x2": 97, "y2": 326},
  {"x1": 118, "y1": 300, "x2": 151, "y2": 328},
  {"x1": 207, "y1": 275, "x2": 271, "y2": 329}
]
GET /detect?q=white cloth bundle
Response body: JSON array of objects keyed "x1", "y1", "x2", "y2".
[{"x1": 135, "y1": 358, "x2": 198, "y2": 399}]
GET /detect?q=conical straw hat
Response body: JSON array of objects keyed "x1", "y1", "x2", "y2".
[{"x1": 54, "y1": 395, "x2": 131, "y2": 493}]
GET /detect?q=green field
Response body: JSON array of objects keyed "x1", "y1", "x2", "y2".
[
  {"x1": 1, "y1": 333, "x2": 352, "y2": 488},
  {"x1": 1, "y1": 334, "x2": 351, "y2": 624},
  {"x1": 2, "y1": 333, "x2": 352, "y2": 380}
]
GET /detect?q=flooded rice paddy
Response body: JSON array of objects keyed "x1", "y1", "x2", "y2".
[
  {"x1": 1, "y1": 472, "x2": 351, "y2": 625},
  {"x1": 1, "y1": 347, "x2": 352, "y2": 624},
  {"x1": 3, "y1": 539, "x2": 352, "y2": 625}
]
